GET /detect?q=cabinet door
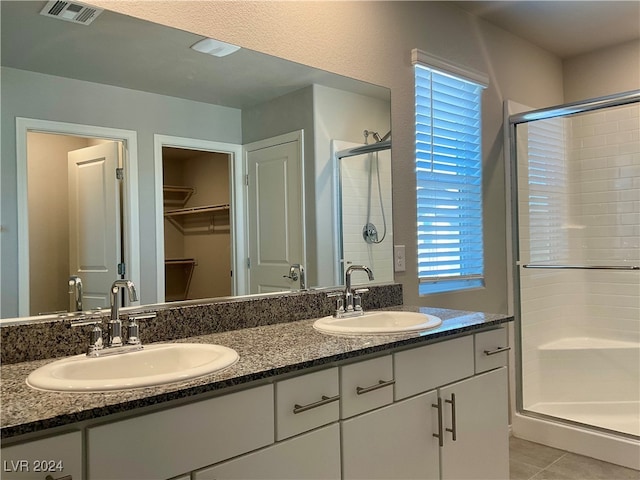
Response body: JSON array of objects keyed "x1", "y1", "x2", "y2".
[
  {"x1": 87, "y1": 385, "x2": 274, "y2": 480},
  {"x1": 439, "y1": 367, "x2": 509, "y2": 480},
  {"x1": 342, "y1": 391, "x2": 440, "y2": 480},
  {"x1": 195, "y1": 424, "x2": 340, "y2": 480},
  {"x1": 1, "y1": 431, "x2": 82, "y2": 480}
]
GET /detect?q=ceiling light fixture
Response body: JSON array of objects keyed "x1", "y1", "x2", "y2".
[{"x1": 190, "y1": 38, "x2": 241, "y2": 57}]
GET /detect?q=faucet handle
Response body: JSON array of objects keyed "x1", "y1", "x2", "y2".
[
  {"x1": 326, "y1": 291, "x2": 345, "y2": 315},
  {"x1": 125, "y1": 313, "x2": 156, "y2": 346},
  {"x1": 353, "y1": 288, "x2": 369, "y2": 312}
]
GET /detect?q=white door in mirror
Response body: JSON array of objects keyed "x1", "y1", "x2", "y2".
[
  {"x1": 26, "y1": 343, "x2": 238, "y2": 392},
  {"x1": 313, "y1": 311, "x2": 442, "y2": 335}
]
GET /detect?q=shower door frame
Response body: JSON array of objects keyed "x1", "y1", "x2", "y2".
[{"x1": 507, "y1": 89, "x2": 640, "y2": 435}]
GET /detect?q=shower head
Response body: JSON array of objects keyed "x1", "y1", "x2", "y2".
[{"x1": 363, "y1": 129, "x2": 390, "y2": 144}]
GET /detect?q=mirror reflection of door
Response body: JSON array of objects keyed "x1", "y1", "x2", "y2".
[
  {"x1": 162, "y1": 147, "x2": 233, "y2": 301},
  {"x1": 27, "y1": 133, "x2": 124, "y2": 315},
  {"x1": 68, "y1": 142, "x2": 124, "y2": 310},
  {"x1": 245, "y1": 132, "x2": 304, "y2": 294}
]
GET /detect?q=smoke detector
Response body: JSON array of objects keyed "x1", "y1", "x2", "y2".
[{"x1": 40, "y1": 1, "x2": 103, "y2": 26}]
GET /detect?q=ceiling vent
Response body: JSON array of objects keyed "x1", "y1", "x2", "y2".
[{"x1": 40, "y1": 1, "x2": 103, "y2": 25}]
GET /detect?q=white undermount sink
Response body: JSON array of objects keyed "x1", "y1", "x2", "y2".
[
  {"x1": 26, "y1": 343, "x2": 239, "y2": 392},
  {"x1": 313, "y1": 311, "x2": 442, "y2": 335}
]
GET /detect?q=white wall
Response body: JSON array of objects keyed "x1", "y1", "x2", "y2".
[
  {"x1": 563, "y1": 40, "x2": 640, "y2": 103},
  {"x1": 1, "y1": 67, "x2": 241, "y2": 317},
  {"x1": 87, "y1": 1, "x2": 565, "y2": 314}
]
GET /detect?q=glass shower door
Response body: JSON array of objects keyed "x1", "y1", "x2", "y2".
[{"x1": 513, "y1": 101, "x2": 640, "y2": 439}]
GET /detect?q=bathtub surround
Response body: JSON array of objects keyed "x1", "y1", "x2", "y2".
[{"x1": 0, "y1": 284, "x2": 402, "y2": 365}]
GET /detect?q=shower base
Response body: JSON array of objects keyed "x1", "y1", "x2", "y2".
[
  {"x1": 512, "y1": 411, "x2": 640, "y2": 470},
  {"x1": 527, "y1": 401, "x2": 640, "y2": 437}
]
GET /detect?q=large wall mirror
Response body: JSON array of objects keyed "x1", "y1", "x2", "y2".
[{"x1": 1, "y1": 1, "x2": 393, "y2": 321}]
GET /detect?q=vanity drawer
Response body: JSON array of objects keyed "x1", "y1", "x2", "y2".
[
  {"x1": 341, "y1": 355, "x2": 394, "y2": 419},
  {"x1": 1, "y1": 431, "x2": 82, "y2": 480},
  {"x1": 87, "y1": 384, "x2": 274, "y2": 480},
  {"x1": 394, "y1": 336, "x2": 474, "y2": 400},
  {"x1": 276, "y1": 367, "x2": 339, "y2": 440},
  {"x1": 475, "y1": 327, "x2": 509, "y2": 373}
]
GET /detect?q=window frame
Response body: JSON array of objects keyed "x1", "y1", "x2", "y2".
[{"x1": 412, "y1": 50, "x2": 488, "y2": 296}]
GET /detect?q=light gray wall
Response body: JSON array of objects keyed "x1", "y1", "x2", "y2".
[
  {"x1": 563, "y1": 39, "x2": 640, "y2": 102},
  {"x1": 1, "y1": 67, "x2": 241, "y2": 317},
  {"x1": 88, "y1": 0, "x2": 566, "y2": 314}
]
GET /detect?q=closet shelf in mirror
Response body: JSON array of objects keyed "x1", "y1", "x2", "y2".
[
  {"x1": 165, "y1": 258, "x2": 197, "y2": 301},
  {"x1": 164, "y1": 204, "x2": 230, "y2": 234},
  {"x1": 163, "y1": 185, "x2": 195, "y2": 208}
]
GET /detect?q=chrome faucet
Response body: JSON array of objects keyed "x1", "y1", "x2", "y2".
[
  {"x1": 109, "y1": 279, "x2": 138, "y2": 347},
  {"x1": 68, "y1": 275, "x2": 83, "y2": 312},
  {"x1": 329, "y1": 265, "x2": 374, "y2": 318}
]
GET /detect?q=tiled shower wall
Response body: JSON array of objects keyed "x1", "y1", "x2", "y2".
[
  {"x1": 568, "y1": 102, "x2": 640, "y2": 340},
  {"x1": 340, "y1": 149, "x2": 394, "y2": 283},
  {"x1": 518, "y1": 102, "x2": 640, "y2": 408}
]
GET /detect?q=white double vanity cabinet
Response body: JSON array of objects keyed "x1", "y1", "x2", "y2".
[{"x1": 2, "y1": 325, "x2": 509, "y2": 480}]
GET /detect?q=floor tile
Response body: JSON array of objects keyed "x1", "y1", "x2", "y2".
[
  {"x1": 509, "y1": 437, "x2": 567, "y2": 470},
  {"x1": 542, "y1": 453, "x2": 640, "y2": 480},
  {"x1": 510, "y1": 457, "x2": 543, "y2": 480}
]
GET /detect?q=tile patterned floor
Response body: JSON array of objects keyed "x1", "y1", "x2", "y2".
[{"x1": 510, "y1": 437, "x2": 640, "y2": 480}]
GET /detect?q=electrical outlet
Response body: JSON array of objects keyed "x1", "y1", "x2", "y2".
[{"x1": 394, "y1": 245, "x2": 406, "y2": 272}]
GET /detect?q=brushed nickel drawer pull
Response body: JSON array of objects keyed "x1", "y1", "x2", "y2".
[
  {"x1": 445, "y1": 393, "x2": 457, "y2": 441},
  {"x1": 46, "y1": 475, "x2": 72, "y2": 480},
  {"x1": 293, "y1": 394, "x2": 340, "y2": 414},
  {"x1": 484, "y1": 346, "x2": 511, "y2": 356},
  {"x1": 356, "y1": 379, "x2": 396, "y2": 395},
  {"x1": 432, "y1": 397, "x2": 444, "y2": 447}
]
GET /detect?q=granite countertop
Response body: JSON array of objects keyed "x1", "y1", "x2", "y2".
[{"x1": 1, "y1": 306, "x2": 512, "y2": 440}]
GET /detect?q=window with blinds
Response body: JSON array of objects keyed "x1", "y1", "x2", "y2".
[{"x1": 415, "y1": 63, "x2": 485, "y2": 295}]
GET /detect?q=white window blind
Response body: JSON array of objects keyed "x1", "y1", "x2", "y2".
[
  {"x1": 523, "y1": 118, "x2": 568, "y2": 264},
  {"x1": 415, "y1": 63, "x2": 485, "y2": 295}
]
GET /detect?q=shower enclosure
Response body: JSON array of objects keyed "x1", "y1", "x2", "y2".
[
  {"x1": 334, "y1": 135, "x2": 394, "y2": 285},
  {"x1": 508, "y1": 90, "x2": 640, "y2": 469}
]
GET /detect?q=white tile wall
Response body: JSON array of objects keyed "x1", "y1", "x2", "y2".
[
  {"x1": 340, "y1": 150, "x2": 394, "y2": 284},
  {"x1": 518, "y1": 103, "x2": 639, "y2": 410}
]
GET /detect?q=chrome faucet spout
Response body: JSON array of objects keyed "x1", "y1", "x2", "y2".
[
  {"x1": 110, "y1": 279, "x2": 138, "y2": 320},
  {"x1": 335, "y1": 265, "x2": 374, "y2": 317},
  {"x1": 345, "y1": 265, "x2": 374, "y2": 295},
  {"x1": 109, "y1": 279, "x2": 138, "y2": 347},
  {"x1": 68, "y1": 275, "x2": 83, "y2": 312}
]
